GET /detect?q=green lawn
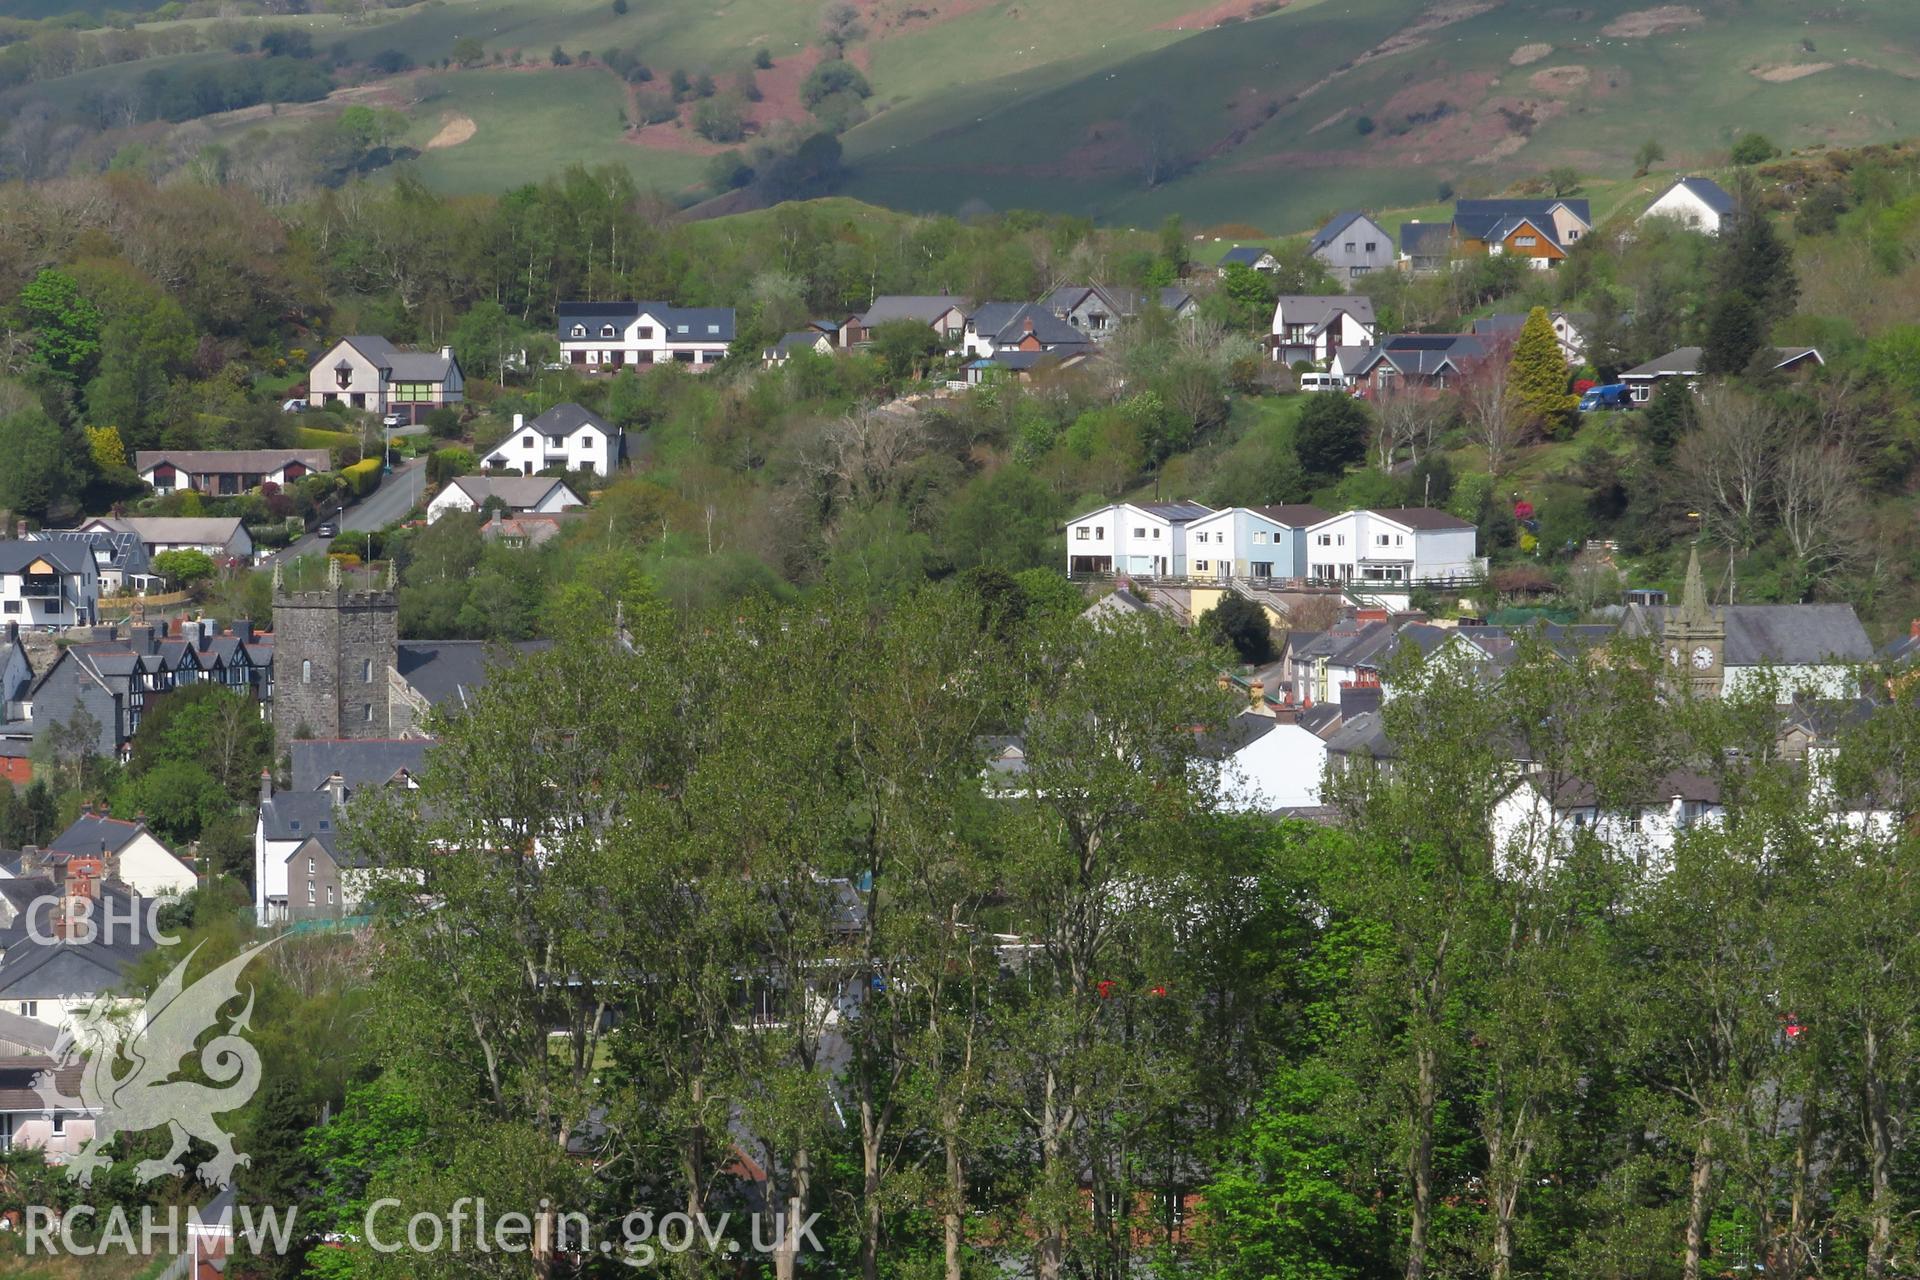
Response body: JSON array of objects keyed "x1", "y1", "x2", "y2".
[{"x1": 398, "y1": 67, "x2": 707, "y2": 196}]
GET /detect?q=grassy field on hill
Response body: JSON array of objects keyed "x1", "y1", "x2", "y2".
[{"x1": 13, "y1": 0, "x2": 1920, "y2": 230}]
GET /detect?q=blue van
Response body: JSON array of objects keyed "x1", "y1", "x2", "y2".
[{"x1": 1578, "y1": 383, "x2": 1630, "y2": 412}]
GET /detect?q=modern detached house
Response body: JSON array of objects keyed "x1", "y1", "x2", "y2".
[
  {"x1": 1401, "y1": 199, "x2": 1591, "y2": 272},
  {"x1": 556, "y1": 302, "x2": 736, "y2": 371},
  {"x1": 1218, "y1": 246, "x2": 1279, "y2": 274},
  {"x1": 1185, "y1": 505, "x2": 1332, "y2": 580},
  {"x1": 1639, "y1": 176, "x2": 1737, "y2": 235},
  {"x1": 481, "y1": 404, "x2": 622, "y2": 477},
  {"x1": 1304, "y1": 508, "x2": 1483, "y2": 586},
  {"x1": 1619, "y1": 345, "x2": 1824, "y2": 403},
  {"x1": 426, "y1": 476, "x2": 585, "y2": 525},
  {"x1": 1308, "y1": 212, "x2": 1396, "y2": 281},
  {"x1": 308, "y1": 336, "x2": 463, "y2": 423},
  {"x1": 1064, "y1": 501, "x2": 1213, "y2": 577},
  {"x1": 0, "y1": 542, "x2": 99, "y2": 630},
  {"x1": 839, "y1": 296, "x2": 968, "y2": 348},
  {"x1": 1269, "y1": 296, "x2": 1378, "y2": 366},
  {"x1": 135, "y1": 449, "x2": 329, "y2": 496},
  {"x1": 1040, "y1": 285, "x2": 1196, "y2": 339}
]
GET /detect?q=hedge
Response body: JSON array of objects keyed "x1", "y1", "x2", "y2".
[{"x1": 341, "y1": 458, "x2": 383, "y2": 499}]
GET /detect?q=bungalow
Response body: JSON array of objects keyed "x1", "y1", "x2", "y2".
[
  {"x1": 1304, "y1": 508, "x2": 1483, "y2": 586},
  {"x1": 77, "y1": 516, "x2": 251, "y2": 563},
  {"x1": 1619, "y1": 345, "x2": 1824, "y2": 403},
  {"x1": 1342, "y1": 334, "x2": 1487, "y2": 393},
  {"x1": 1268, "y1": 295, "x2": 1378, "y2": 366},
  {"x1": 556, "y1": 301, "x2": 736, "y2": 371},
  {"x1": 1639, "y1": 176, "x2": 1737, "y2": 235},
  {"x1": 134, "y1": 450, "x2": 329, "y2": 496},
  {"x1": 962, "y1": 303, "x2": 1092, "y2": 359},
  {"x1": 1185, "y1": 504, "x2": 1332, "y2": 580},
  {"x1": 1040, "y1": 284, "x2": 1196, "y2": 338},
  {"x1": 1307, "y1": 212, "x2": 1395, "y2": 282},
  {"x1": 44, "y1": 810, "x2": 196, "y2": 898},
  {"x1": 839, "y1": 296, "x2": 968, "y2": 348},
  {"x1": 1218, "y1": 245, "x2": 1279, "y2": 274},
  {"x1": 426, "y1": 476, "x2": 584, "y2": 525},
  {"x1": 762, "y1": 330, "x2": 835, "y2": 365},
  {"x1": 0, "y1": 542, "x2": 99, "y2": 630},
  {"x1": 308, "y1": 336, "x2": 463, "y2": 423},
  {"x1": 1470, "y1": 311, "x2": 1591, "y2": 365},
  {"x1": 1064, "y1": 501, "x2": 1213, "y2": 577},
  {"x1": 962, "y1": 348, "x2": 1090, "y2": 386},
  {"x1": 480, "y1": 403, "x2": 622, "y2": 478}
]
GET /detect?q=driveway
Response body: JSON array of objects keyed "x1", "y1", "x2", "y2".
[{"x1": 270, "y1": 458, "x2": 427, "y2": 563}]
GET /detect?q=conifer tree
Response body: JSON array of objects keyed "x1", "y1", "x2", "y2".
[{"x1": 1510, "y1": 306, "x2": 1576, "y2": 438}]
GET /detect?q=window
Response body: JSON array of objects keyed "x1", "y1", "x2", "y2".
[
  {"x1": 327, "y1": 885, "x2": 335, "y2": 904},
  {"x1": 1195, "y1": 531, "x2": 1208, "y2": 543},
  {"x1": 363, "y1": 704, "x2": 374, "y2": 723},
  {"x1": 638, "y1": 325, "x2": 654, "y2": 339},
  {"x1": 1377, "y1": 535, "x2": 1390, "y2": 546},
  {"x1": 1344, "y1": 241, "x2": 1355, "y2": 253},
  {"x1": 301, "y1": 659, "x2": 312, "y2": 684},
  {"x1": 1568, "y1": 229, "x2": 1581, "y2": 241},
  {"x1": 1095, "y1": 527, "x2": 1105, "y2": 539},
  {"x1": 362, "y1": 659, "x2": 373, "y2": 683},
  {"x1": 570, "y1": 324, "x2": 586, "y2": 338},
  {"x1": 1134, "y1": 527, "x2": 1147, "y2": 539},
  {"x1": 308, "y1": 880, "x2": 316, "y2": 904},
  {"x1": 1076, "y1": 526, "x2": 1090, "y2": 540},
  {"x1": 1515, "y1": 235, "x2": 1538, "y2": 247},
  {"x1": 707, "y1": 324, "x2": 720, "y2": 334},
  {"x1": 1337, "y1": 535, "x2": 1346, "y2": 546},
  {"x1": 1163, "y1": 1193, "x2": 1185, "y2": 1231},
  {"x1": 1365, "y1": 241, "x2": 1377, "y2": 252},
  {"x1": 1253, "y1": 531, "x2": 1267, "y2": 544},
  {"x1": 675, "y1": 324, "x2": 690, "y2": 334},
  {"x1": 2, "y1": 602, "x2": 17, "y2": 615},
  {"x1": 18, "y1": 1001, "x2": 35, "y2": 1017},
  {"x1": 50, "y1": 1113, "x2": 64, "y2": 1137},
  {"x1": 1194, "y1": 560, "x2": 1209, "y2": 572},
  {"x1": 307, "y1": 857, "x2": 315, "y2": 874},
  {"x1": 1396, "y1": 535, "x2": 1404, "y2": 546},
  {"x1": 1351, "y1": 266, "x2": 1370, "y2": 278},
  {"x1": 600, "y1": 324, "x2": 616, "y2": 338},
  {"x1": 1152, "y1": 528, "x2": 1161, "y2": 540},
  {"x1": 1317, "y1": 534, "x2": 1331, "y2": 546}
]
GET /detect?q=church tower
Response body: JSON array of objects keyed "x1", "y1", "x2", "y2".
[
  {"x1": 1663, "y1": 546, "x2": 1724, "y2": 697},
  {"x1": 272, "y1": 558, "x2": 399, "y2": 744}
]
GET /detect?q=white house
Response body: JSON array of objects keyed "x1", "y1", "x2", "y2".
[
  {"x1": 1269, "y1": 296, "x2": 1378, "y2": 366},
  {"x1": 1185, "y1": 505, "x2": 1331, "y2": 580},
  {"x1": 1064, "y1": 501, "x2": 1213, "y2": 577},
  {"x1": 1491, "y1": 769, "x2": 1725, "y2": 878},
  {"x1": 480, "y1": 403, "x2": 622, "y2": 478},
  {"x1": 76, "y1": 517, "x2": 252, "y2": 563},
  {"x1": 1639, "y1": 176, "x2": 1737, "y2": 235},
  {"x1": 0, "y1": 542, "x2": 99, "y2": 630},
  {"x1": 45, "y1": 811, "x2": 196, "y2": 898},
  {"x1": 1619, "y1": 345, "x2": 1824, "y2": 403},
  {"x1": 1204, "y1": 712, "x2": 1329, "y2": 812},
  {"x1": 1218, "y1": 246, "x2": 1280, "y2": 274},
  {"x1": 1304, "y1": 508, "x2": 1483, "y2": 585},
  {"x1": 763, "y1": 331, "x2": 835, "y2": 365},
  {"x1": 962, "y1": 303, "x2": 1093, "y2": 359},
  {"x1": 426, "y1": 476, "x2": 585, "y2": 525},
  {"x1": 308, "y1": 336, "x2": 463, "y2": 423},
  {"x1": 556, "y1": 302, "x2": 736, "y2": 370}
]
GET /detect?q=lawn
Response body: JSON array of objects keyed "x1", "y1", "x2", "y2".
[{"x1": 398, "y1": 67, "x2": 707, "y2": 197}]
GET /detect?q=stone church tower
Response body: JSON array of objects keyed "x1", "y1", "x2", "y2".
[
  {"x1": 272, "y1": 559, "x2": 398, "y2": 743},
  {"x1": 1663, "y1": 546, "x2": 1725, "y2": 697}
]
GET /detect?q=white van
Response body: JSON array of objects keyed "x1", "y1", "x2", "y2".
[{"x1": 1298, "y1": 373, "x2": 1349, "y2": 393}]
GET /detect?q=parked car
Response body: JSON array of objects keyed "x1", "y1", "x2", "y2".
[
  {"x1": 381, "y1": 412, "x2": 403, "y2": 428},
  {"x1": 281, "y1": 398, "x2": 308, "y2": 413},
  {"x1": 316, "y1": 522, "x2": 336, "y2": 538},
  {"x1": 1578, "y1": 383, "x2": 1631, "y2": 412},
  {"x1": 1298, "y1": 373, "x2": 1350, "y2": 393}
]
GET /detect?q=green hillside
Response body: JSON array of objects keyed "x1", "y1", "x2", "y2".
[{"x1": 9, "y1": 0, "x2": 1920, "y2": 229}]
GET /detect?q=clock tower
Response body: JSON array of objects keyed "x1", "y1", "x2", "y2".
[{"x1": 1663, "y1": 546, "x2": 1724, "y2": 697}]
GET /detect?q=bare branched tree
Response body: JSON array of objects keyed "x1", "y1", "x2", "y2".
[
  {"x1": 1371, "y1": 381, "x2": 1453, "y2": 470},
  {"x1": 808, "y1": 409, "x2": 928, "y2": 510},
  {"x1": 1777, "y1": 441, "x2": 1868, "y2": 592},
  {"x1": 1674, "y1": 385, "x2": 1789, "y2": 553},
  {"x1": 1456, "y1": 338, "x2": 1526, "y2": 477}
]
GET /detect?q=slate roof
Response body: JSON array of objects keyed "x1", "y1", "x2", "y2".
[
  {"x1": 1369, "y1": 507, "x2": 1477, "y2": 531},
  {"x1": 969, "y1": 302, "x2": 1090, "y2": 349},
  {"x1": 1322, "y1": 709, "x2": 1392, "y2": 759},
  {"x1": 1536, "y1": 768, "x2": 1723, "y2": 808},
  {"x1": 133, "y1": 450, "x2": 329, "y2": 476},
  {"x1": 0, "y1": 1058, "x2": 84, "y2": 1112},
  {"x1": 341, "y1": 335, "x2": 456, "y2": 382},
  {"x1": 46, "y1": 814, "x2": 147, "y2": 858},
  {"x1": 1309, "y1": 211, "x2": 1379, "y2": 252},
  {"x1": 1621, "y1": 346, "x2": 1823, "y2": 378},
  {"x1": 0, "y1": 542, "x2": 92, "y2": 576},
  {"x1": 1452, "y1": 198, "x2": 1591, "y2": 239},
  {"x1": 257, "y1": 790, "x2": 340, "y2": 849},
  {"x1": 84, "y1": 517, "x2": 246, "y2": 548},
  {"x1": 766, "y1": 331, "x2": 829, "y2": 358},
  {"x1": 0, "y1": 1008, "x2": 55, "y2": 1054},
  {"x1": 290, "y1": 739, "x2": 433, "y2": 793},
  {"x1": 449, "y1": 476, "x2": 580, "y2": 510},
  {"x1": 30, "y1": 529, "x2": 148, "y2": 577},
  {"x1": 1249, "y1": 504, "x2": 1334, "y2": 527},
  {"x1": 858, "y1": 296, "x2": 966, "y2": 326},
  {"x1": 1348, "y1": 334, "x2": 1486, "y2": 377},
  {"x1": 394, "y1": 639, "x2": 550, "y2": 710},
  {"x1": 554, "y1": 302, "x2": 736, "y2": 344},
  {"x1": 968, "y1": 349, "x2": 1087, "y2": 373},
  {"x1": 1219, "y1": 246, "x2": 1273, "y2": 267},
  {"x1": 0, "y1": 887, "x2": 157, "y2": 999},
  {"x1": 1659, "y1": 176, "x2": 1737, "y2": 216},
  {"x1": 1400, "y1": 221, "x2": 1457, "y2": 258},
  {"x1": 1195, "y1": 711, "x2": 1283, "y2": 759},
  {"x1": 1632, "y1": 603, "x2": 1873, "y2": 667},
  {"x1": 1274, "y1": 295, "x2": 1377, "y2": 330},
  {"x1": 525, "y1": 403, "x2": 614, "y2": 440}
]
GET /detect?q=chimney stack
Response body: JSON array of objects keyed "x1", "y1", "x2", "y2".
[
  {"x1": 236, "y1": 619, "x2": 254, "y2": 642},
  {"x1": 259, "y1": 768, "x2": 273, "y2": 805},
  {"x1": 513, "y1": 412, "x2": 525, "y2": 432},
  {"x1": 326, "y1": 770, "x2": 346, "y2": 808}
]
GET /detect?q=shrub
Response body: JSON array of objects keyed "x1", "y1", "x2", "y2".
[
  {"x1": 1730, "y1": 132, "x2": 1779, "y2": 165},
  {"x1": 153, "y1": 548, "x2": 216, "y2": 586},
  {"x1": 341, "y1": 457, "x2": 383, "y2": 499},
  {"x1": 801, "y1": 59, "x2": 871, "y2": 108}
]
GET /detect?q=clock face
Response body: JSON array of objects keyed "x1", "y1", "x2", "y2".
[{"x1": 1691, "y1": 646, "x2": 1716, "y2": 670}]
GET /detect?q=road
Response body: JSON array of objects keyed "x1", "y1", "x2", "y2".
[{"x1": 271, "y1": 458, "x2": 427, "y2": 563}]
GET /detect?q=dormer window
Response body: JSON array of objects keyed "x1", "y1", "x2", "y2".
[
  {"x1": 333, "y1": 360, "x2": 353, "y2": 390},
  {"x1": 571, "y1": 324, "x2": 587, "y2": 338},
  {"x1": 600, "y1": 324, "x2": 616, "y2": 338}
]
